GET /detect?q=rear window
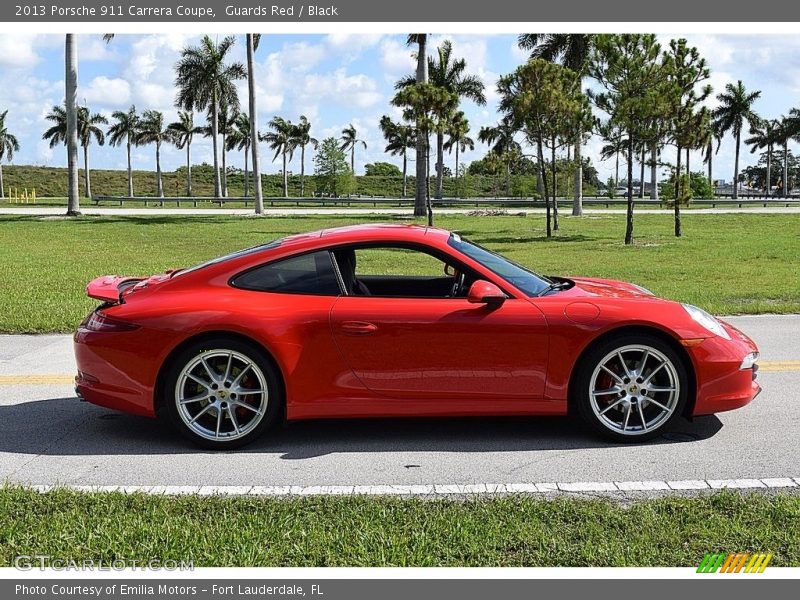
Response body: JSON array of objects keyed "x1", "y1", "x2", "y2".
[
  {"x1": 173, "y1": 241, "x2": 282, "y2": 278},
  {"x1": 232, "y1": 251, "x2": 341, "y2": 296}
]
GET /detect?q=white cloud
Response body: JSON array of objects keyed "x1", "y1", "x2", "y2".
[
  {"x1": 0, "y1": 35, "x2": 40, "y2": 68},
  {"x1": 380, "y1": 38, "x2": 415, "y2": 78},
  {"x1": 82, "y1": 76, "x2": 131, "y2": 107},
  {"x1": 301, "y1": 69, "x2": 383, "y2": 109}
]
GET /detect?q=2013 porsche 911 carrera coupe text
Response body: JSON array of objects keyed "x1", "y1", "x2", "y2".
[{"x1": 74, "y1": 224, "x2": 761, "y2": 449}]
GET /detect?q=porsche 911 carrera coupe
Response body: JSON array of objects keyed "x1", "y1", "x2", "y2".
[{"x1": 74, "y1": 224, "x2": 761, "y2": 449}]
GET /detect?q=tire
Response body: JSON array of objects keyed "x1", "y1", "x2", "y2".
[
  {"x1": 573, "y1": 333, "x2": 688, "y2": 442},
  {"x1": 162, "y1": 336, "x2": 283, "y2": 450}
]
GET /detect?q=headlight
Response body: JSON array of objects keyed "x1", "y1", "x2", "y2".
[{"x1": 681, "y1": 304, "x2": 731, "y2": 340}]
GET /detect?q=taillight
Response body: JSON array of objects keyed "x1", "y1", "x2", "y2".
[{"x1": 82, "y1": 311, "x2": 140, "y2": 332}]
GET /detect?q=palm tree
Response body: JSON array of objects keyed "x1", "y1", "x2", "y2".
[
  {"x1": 246, "y1": 34, "x2": 264, "y2": 214},
  {"x1": 262, "y1": 116, "x2": 295, "y2": 197},
  {"x1": 107, "y1": 106, "x2": 139, "y2": 197},
  {"x1": 518, "y1": 34, "x2": 596, "y2": 215},
  {"x1": 215, "y1": 103, "x2": 238, "y2": 197},
  {"x1": 136, "y1": 110, "x2": 170, "y2": 198},
  {"x1": 599, "y1": 123, "x2": 627, "y2": 191},
  {"x1": 379, "y1": 116, "x2": 415, "y2": 197},
  {"x1": 397, "y1": 40, "x2": 485, "y2": 199},
  {"x1": 340, "y1": 124, "x2": 367, "y2": 174},
  {"x1": 0, "y1": 110, "x2": 20, "y2": 199},
  {"x1": 175, "y1": 35, "x2": 246, "y2": 198},
  {"x1": 701, "y1": 119, "x2": 722, "y2": 190},
  {"x1": 776, "y1": 113, "x2": 800, "y2": 197},
  {"x1": 478, "y1": 118, "x2": 520, "y2": 196},
  {"x1": 43, "y1": 104, "x2": 107, "y2": 199},
  {"x1": 64, "y1": 34, "x2": 80, "y2": 215},
  {"x1": 167, "y1": 111, "x2": 200, "y2": 196},
  {"x1": 745, "y1": 118, "x2": 780, "y2": 195},
  {"x1": 712, "y1": 80, "x2": 761, "y2": 199},
  {"x1": 226, "y1": 112, "x2": 253, "y2": 197},
  {"x1": 291, "y1": 116, "x2": 318, "y2": 197},
  {"x1": 408, "y1": 34, "x2": 428, "y2": 217},
  {"x1": 443, "y1": 111, "x2": 473, "y2": 198}
]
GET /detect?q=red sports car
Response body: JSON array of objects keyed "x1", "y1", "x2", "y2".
[{"x1": 74, "y1": 224, "x2": 761, "y2": 449}]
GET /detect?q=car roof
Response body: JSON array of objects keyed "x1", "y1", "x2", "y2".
[{"x1": 281, "y1": 223, "x2": 451, "y2": 250}]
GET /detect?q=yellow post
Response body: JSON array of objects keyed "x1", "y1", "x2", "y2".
[{"x1": 32, "y1": 187, "x2": 36, "y2": 204}]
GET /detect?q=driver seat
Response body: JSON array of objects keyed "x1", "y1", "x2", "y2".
[{"x1": 334, "y1": 249, "x2": 371, "y2": 296}]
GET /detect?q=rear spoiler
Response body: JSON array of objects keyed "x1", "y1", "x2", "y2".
[{"x1": 86, "y1": 276, "x2": 144, "y2": 304}]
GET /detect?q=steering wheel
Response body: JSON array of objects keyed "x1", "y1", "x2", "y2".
[{"x1": 450, "y1": 269, "x2": 467, "y2": 298}]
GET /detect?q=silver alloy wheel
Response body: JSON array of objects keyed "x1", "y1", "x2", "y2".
[
  {"x1": 588, "y1": 344, "x2": 680, "y2": 436},
  {"x1": 175, "y1": 349, "x2": 268, "y2": 442}
]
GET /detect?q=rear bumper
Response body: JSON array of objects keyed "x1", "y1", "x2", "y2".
[
  {"x1": 689, "y1": 321, "x2": 761, "y2": 416},
  {"x1": 73, "y1": 327, "x2": 158, "y2": 418}
]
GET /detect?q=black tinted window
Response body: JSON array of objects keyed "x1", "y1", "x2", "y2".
[{"x1": 232, "y1": 251, "x2": 341, "y2": 295}]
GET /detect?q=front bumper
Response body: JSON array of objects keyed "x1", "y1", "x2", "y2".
[{"x1": 689, "y1": 321, "x2": 761, "y2": 416}]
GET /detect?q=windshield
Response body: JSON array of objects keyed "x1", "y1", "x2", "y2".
[
  {"x1": 172, "y1": 240, "x2": 282, "y2": 277},
  {"x1": 448, "y1": 234, "x2": 552, "y2": 297}
]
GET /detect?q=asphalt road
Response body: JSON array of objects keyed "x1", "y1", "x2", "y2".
[{"x1": 1, "y1": 315, "x2": 798, "y2": 494}]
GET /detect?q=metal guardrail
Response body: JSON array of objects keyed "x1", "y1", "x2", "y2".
[{"x1": 91, "y1": 195, "x2": 800, "y2": 209}]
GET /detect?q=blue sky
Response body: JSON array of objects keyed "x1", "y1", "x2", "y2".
[{"x1": 1, "y1": 33, "x2": 799, "y2": 183}]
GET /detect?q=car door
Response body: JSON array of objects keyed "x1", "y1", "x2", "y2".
[{"x1": 329, "y1": 246, "x2": 549, "y2": 400}]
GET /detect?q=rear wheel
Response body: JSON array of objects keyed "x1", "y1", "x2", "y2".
[
  {"x1": 163, "y1": 337, "x2": 282, "y2": 449},
  {"x1": 574, "y1": 334, "x2": 688, "y2": 442}
]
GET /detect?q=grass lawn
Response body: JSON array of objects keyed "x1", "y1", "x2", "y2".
[
  {"x1": 0, "y1": 212, "x2": 798, "y2": 333},
  {"x1": 1, "y1": 488, "x2": 798, "y2": 566}
]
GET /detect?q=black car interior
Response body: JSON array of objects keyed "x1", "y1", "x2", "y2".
[{"x1": 332, "y1": 246, "x2": 476, "y2": 298}]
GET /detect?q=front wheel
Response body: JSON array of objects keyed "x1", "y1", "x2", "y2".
[
  {"x1": 163, "y1": 337, "x2": 282, "y2": 450},
  {"x1": 574, "y1": 334, "x2": 689, "y2": 442}
]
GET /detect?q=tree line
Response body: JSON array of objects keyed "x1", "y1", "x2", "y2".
[{"x1": 1, "y1": 33, "x2": 800, "y2": 243}]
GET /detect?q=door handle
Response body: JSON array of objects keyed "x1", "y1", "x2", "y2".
[{"x1": 340, "y1": 321, "x2": 378, "y2": 335}]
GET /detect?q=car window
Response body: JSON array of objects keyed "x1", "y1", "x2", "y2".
[
  {"x1": 173, "y1": 240, "x2": 282, "y2": 278},
  {"x1": 354, "y1": 247, "x2": 448, "y2": 277},
  {"x1": 448, "y1": 234, "x2": 552, "y2": 296},
  {"x1": 232, "y1": 251, "x2": 341, "y2": 295}
]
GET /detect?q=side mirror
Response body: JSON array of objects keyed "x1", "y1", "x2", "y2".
[
  {"x1": 444, "y1": 263, "x2": 456, "y2": 276},
  {"x1": 467, "y1": 280, "x2": 506, "y2": 306}
]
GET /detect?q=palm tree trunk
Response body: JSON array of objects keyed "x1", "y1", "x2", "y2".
[
  {"x1": 783, "y1": 142, "x2": 789, "y2": 197},
  {"x1": 638, "y1": 147, "x2": 645, "y2": 198},
  {"x1": 65, "y1": 34, "x2": 80, "y2": 216},
  {"x1": 401, "y1": 152, "x2": 407, "y2": 198},
  {"x1": 221, "y1": 134, "x2": 228, "y2": 197},
  {"x1": 615, "y1": 150, "x2": 620, "y2": 188},
  {"x1": 707, "y1": 143, "x2": 713, "y2": 189},
  {"x1": 282, "y1": 150, "x2": 288, "y2": 197},
  {"x1": 686, "y1": 147, "x2": 690, "y2": 175},
  {"x1": 350, "y1": 147, "x2": 355, "y2": 174},
  {"x1": 300, "y1": 144, "x2": 305, "y2": 196},
  {"x1": 765, "y1": 146, "x2": 771, "y2": 195},
  {"x1": 572, "y1": 125, "x2": 583, "y2": 216},
  {"x1": 243, "y1": 143, "x2": 249, "y2": 197},
  {"x1": 435, "y1": 130, "x2": 444, "y2": 199},
  {"x1": 0, "y1": 163, "x2": 4, "y2": 199},
  {"x1": 675, "y1": 144, "x2": 682, "y2": 237},
  {"x1": 126, "y1": 137, "x2": 134, "y2": 197},
  {"x1": 625, "y1": 134, "x2": 634, "y2": 245},
  {"x1": 82, "y1": 144, "x2": 91, "y2": 199},
  {"x1": 414, "y1": 34, "x2": 428, "y2": 218},
  {"x1": 156, "y1": 140, "x2": 163, "y2": 197},
  {"x1": 650, "y1": 143, "x2": 659, "y2": 200},
  {"x1": 186, "y1": 141, "x2": 192, "y2": 196},
  {"x1": 211, "y1": 90, "x2": 221, "y2": 198},
  {"x1": 733, "y1": 130, "x2": 741, "y2": 200},
  {"x1": 505, "y1": 161, "x2": 511, "y2": 197},
  {"x1": 551, "y1": 143, "x2": 559, "y2": 231},
  {"x1": 246, "y1": 33, "x2": 264, "y2": 215},
  {"x1": 455, "y1": 145, "x2": 459, "y2": 199},
  {"x1": 426, "y1": 130, "x2": 433, "y2": 226}
]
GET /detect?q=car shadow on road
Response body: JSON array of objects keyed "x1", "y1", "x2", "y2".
[{"x1": 0, "y1": 396, "x2": 723, "y2": 458}]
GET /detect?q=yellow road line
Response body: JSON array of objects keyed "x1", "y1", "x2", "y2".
[
  {"x1": 0, "y1": 360, "x2": 799, "y2": 386},
  {"x1": 0, "y1": 375, "x2": 75, "y2": 385}
]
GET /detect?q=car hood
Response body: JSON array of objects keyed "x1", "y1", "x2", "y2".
[{"x1": 566, "y1": 276, "x2": 657, "y2": 299}]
